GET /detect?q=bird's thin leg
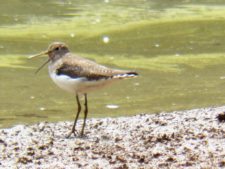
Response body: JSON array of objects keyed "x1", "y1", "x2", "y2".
[
  {"x1": 80, "y1": 93, "x2": 88, "y2": 136},
  {"x1": 66, "y1": 94, "x2": 81, "y2": 138}
]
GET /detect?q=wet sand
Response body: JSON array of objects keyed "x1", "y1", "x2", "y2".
[{"x1": 0, "y1": 106, "x2": 225, "y2": 169}]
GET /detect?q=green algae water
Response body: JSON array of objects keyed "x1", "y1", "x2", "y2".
[{"x1": 1, "y1": 0, "x2": 225, "y2": 128}]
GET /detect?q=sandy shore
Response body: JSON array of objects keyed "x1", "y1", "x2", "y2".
[{"x1": 0, "y1": 106, "x2": 225, "y2": 169}]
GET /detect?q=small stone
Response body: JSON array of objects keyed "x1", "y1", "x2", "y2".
[
  {"x1": 17, "y1": 157, "x2": 32, "y2": 164},
  {"x1": 219, "y1": 160, "x2": 225, "y2": 167},
  {"x1": 116, "y1": 155, "x2": 127, "y2": 163},
  {"x1": 217, "y1": 112, "x2": 225, "y2": 122}
]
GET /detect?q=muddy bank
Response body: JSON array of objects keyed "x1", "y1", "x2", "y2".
[{"x1": 0, "y1": 107, "x2": 225, "y2": 169}]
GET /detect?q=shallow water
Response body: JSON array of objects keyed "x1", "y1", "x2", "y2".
[{"x1": 1, "y1": 0, "x2": 225, "y2": 128}]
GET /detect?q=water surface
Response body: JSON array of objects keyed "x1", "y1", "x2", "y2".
[{"x1": 1, "y1": 0, "x2": 225, "y2": 128}]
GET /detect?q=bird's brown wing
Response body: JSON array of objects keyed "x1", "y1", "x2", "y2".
[{"x1": 56, "y1": 54, "x2": 131, "y2": 80}]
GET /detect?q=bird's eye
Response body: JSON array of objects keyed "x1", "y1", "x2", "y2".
[{"x1": 55, "y1": 47, "x2": 60, "y2": 51}]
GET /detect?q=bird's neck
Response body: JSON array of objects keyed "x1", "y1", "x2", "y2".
[{"x1": 50, "y1": 52, "x2": 69, "y2": 63}]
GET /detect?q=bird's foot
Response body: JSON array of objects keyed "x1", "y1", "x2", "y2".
[
  {"x1": 66, "y1": 129, "x2": 78, "y2": 138},
  {"x1": 79, "y1": 133, "x2": 85, "y2": 138}
]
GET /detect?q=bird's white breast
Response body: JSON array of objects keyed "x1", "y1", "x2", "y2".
[
  {"x1": 48, "y1": 68, "x2": 115, "y2": 94},
  {"x1": 49, "y1": 71, "x2": 83, "y2": 93}
]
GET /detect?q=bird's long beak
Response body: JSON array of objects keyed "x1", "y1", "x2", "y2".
[
  {"x1": 28, "y1": 51, "x2": 48, "y2": 59},
  {"x1": 35, "y1": 59, "x2": 51, "y2": 74},
  {"x1": 28, "y1": 50, "x2": 50, "y2": 74}
]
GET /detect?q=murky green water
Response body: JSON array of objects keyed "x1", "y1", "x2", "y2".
[{"x1": 1, "y1": 0, "x2": 225, "y2": 128}]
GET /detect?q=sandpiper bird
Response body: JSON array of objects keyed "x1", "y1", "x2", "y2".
[{"x1": 29, "y1": 42, "x2": 138, "y2": 137}]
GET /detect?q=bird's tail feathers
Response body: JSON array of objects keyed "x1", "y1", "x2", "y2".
[{"x1": 112, "y1": 71, "x2": 138, "y2": 79}]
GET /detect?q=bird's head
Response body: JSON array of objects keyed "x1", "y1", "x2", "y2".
[
  {"x1": 29, "y1": 42, "x2": 70, "y2": 73},
  {"x1": 29, "y1": 42, "x2": 69, "y2": 60}
]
